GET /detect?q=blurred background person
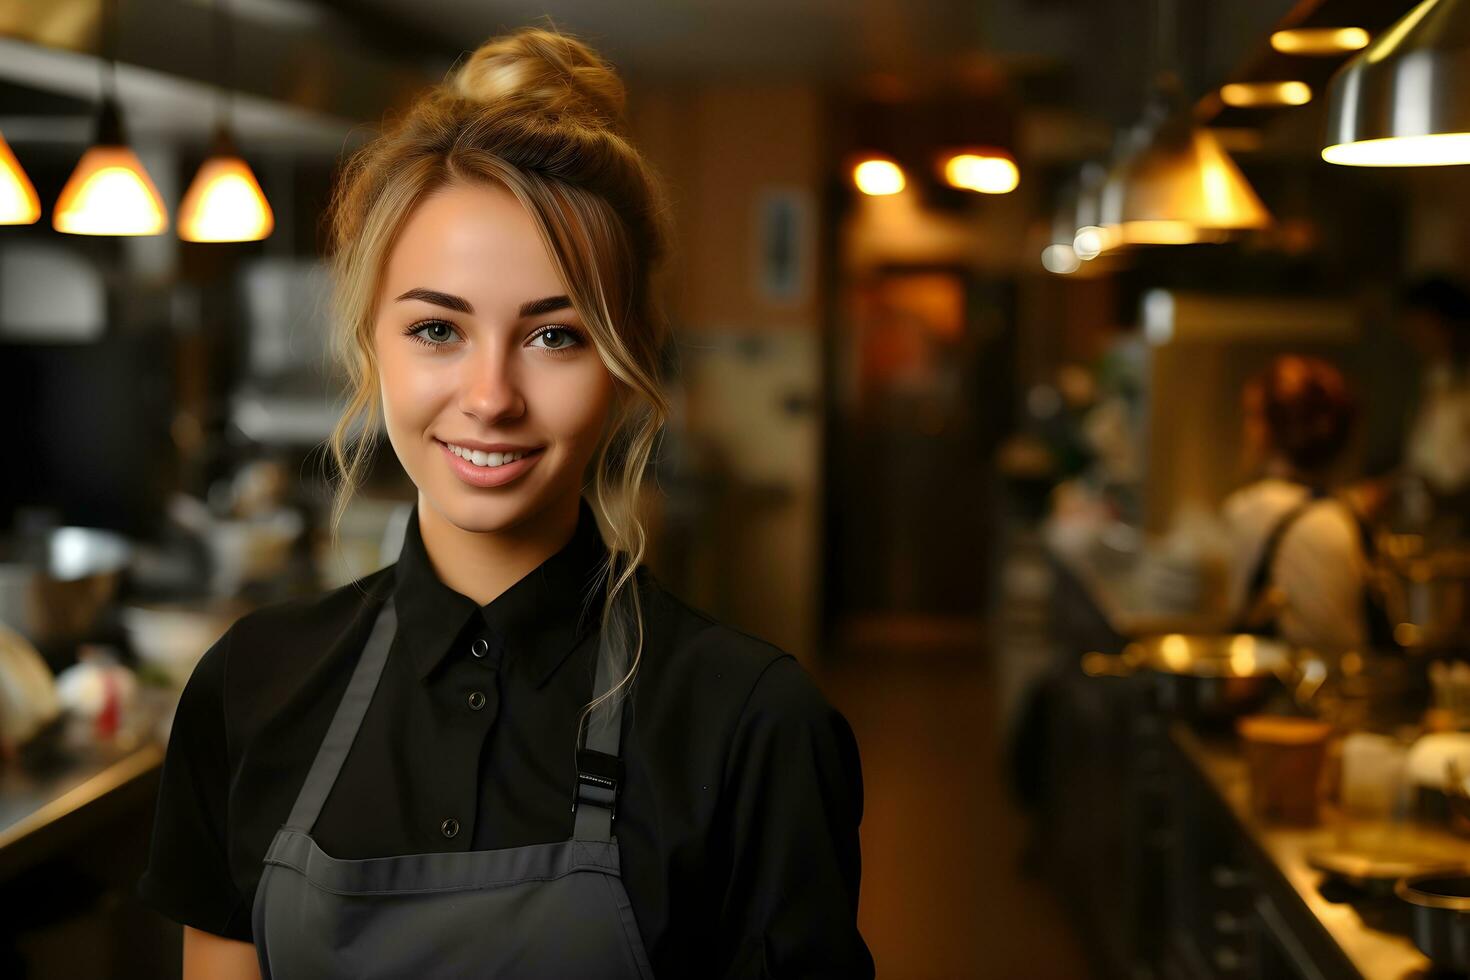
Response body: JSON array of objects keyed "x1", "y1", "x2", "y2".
[{"x1": 1225, "y1": 355, "x2": 1382, "y2": 652}]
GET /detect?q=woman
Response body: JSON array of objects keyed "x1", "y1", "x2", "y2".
[
  {"x1": 136, "y1": 26, "x2": 873, "y2": 980},
  {"x1": 1224, "y1": 355, "x2": 1384, "y2": 652}
]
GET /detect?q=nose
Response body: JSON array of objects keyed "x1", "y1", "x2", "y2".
[{"x1": 457, "y1": 349, "x2": 525, "y2": 424}]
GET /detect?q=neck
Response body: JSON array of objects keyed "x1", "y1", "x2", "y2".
[{"x1": 415, "y1": 492, "x2": 581, "y2": 607}]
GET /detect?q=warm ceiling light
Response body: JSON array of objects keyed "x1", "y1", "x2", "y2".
[
  {"x1": 1220, "y1": 81, "x2": 1313, "y2": 107},
  {"x1": 1040, "y1": 243, "x2": 1080, "y2": 275},
  {"x1": 853, "y1": 158, "x2": 905, "y2": 196},
  {"x1": 0, "y1": 130, "x2": 40, "y2": 225},
  {"x1": 54, "y1": 99, "x2": 168, "y2": 236},
  {"x1": 178, "y1": 148, "x2": 273, "y2": 242},
  {"x1": 940, "y1": 150, "x2": 1019, "y2": 194},
  {"x1": 1270, "y1": 27, "x2": 1371, "y2": 55},
  {"x1": 1101, "y1": 122, "x2": 1271, "y2": 234},
  {"x1": 1323, "y1": 0, "x2": 1470, "y2": 166}
]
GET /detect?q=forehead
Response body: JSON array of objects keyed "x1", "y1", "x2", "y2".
[{"x1": 379, "y1": 181, "x2": 564, "y2": 311}]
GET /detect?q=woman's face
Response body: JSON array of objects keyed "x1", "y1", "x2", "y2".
[{"x1": 374, "y1": 180, "x2": 615, "y2": 534}]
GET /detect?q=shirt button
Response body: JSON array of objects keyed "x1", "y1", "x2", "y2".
[
  {"x1": 441, "y1": 817, "x2": 460, "y2": 838},
  {"x1": 470, "y1": 637, "x2": 489, "y2": 658},
  {"x1": 468, "y1": 690, "x2": 487, "y2": 711}
]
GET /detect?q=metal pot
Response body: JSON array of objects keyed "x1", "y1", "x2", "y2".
[
  {"x1": 1396, "y1": 873, "x2": 1470, "y2": 972},
  {"x1": 1082, "y1": 633, "x2": 1308, "y2": 722}
]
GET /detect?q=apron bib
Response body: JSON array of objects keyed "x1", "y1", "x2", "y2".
[{"x1": 252, "y1": 594, "x2": 654, "y2": 979}]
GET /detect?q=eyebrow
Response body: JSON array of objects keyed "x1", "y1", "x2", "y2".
[{"x1": 394, "y1": 288, "x2": 573, "y2": 319}]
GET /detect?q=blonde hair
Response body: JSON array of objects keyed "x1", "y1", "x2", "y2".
[{"x1": 322, "y1": 22, "x2": 673, "y2": 743}]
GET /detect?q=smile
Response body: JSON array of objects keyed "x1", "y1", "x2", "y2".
[{"x1": 443, "y1": 442, "x2": 539, "y2": 468}]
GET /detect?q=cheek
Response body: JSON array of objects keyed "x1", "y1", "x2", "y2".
[
  {"x1": 538, "y1": 362, "x2": 615, "y2": 443},
  {"x1": 378, "y1": 342, "x2": 446, "y2": 424}
]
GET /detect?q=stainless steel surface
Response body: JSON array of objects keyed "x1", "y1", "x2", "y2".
[
  {"x1": 1324, "y1": 0, "x2": 1470, "y2": 155},
  {"x1": 1397, "y1": 873, "x2": 1470, "y2": 971}
]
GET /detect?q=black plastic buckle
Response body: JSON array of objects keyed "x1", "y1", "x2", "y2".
[{"x1": 571, "y1": 748, "x2": 622, "y2": 822}]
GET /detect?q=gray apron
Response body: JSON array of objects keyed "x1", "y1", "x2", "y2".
[{"x1": 252, "y1": 595, "x2": 654, "y2": 979}]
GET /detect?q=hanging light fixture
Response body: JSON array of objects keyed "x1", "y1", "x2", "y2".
[
  {"x1": 1271, "y1": 27, "x2": 1371, "y2": 55},
  {"x1": 1322, "y1": 0, "x2": 1470, "y2": 166},
  {"x1": 1097, "y1": 76, "x2": 1270, "y2": 245},
  {"x1": 54, "y1": 0, "x2": 168, "y2": 236},
  {"x1": 0, "y1": 130, "x2": 40, "y2": 225},
  {"x1": 178, "y1": 0, "x2": 272, "y2": 241}
]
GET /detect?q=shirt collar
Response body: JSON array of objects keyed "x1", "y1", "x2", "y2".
[{"x1": 391, "y1": 496, "x2": 610, "y2": 688}]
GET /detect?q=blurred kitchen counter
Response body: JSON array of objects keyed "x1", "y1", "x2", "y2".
[
  {"x1": 0, "y1": 732, "x2": 163, "y2": 882},
  {"x1": 1169, "y1": 722, "x2": 1468, "y2": 979}
]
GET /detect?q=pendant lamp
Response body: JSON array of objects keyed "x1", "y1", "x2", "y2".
[
  {"x1": 1098, "y1": 80, "x2": 1270, "y2": 244},
  {"x1": 1322, "y1": 0, "x2": 1470, "y2": 166},
  {"x1": 178, "y1": 129, "x2": 273, "y2": 242},
  {"x1": 0, "y1": 130, "x2": 40, "y2": 225},
  {"x1": 54, "y1": 0, "x2": 168, "y2": 236},
  {"x1": 178, "y1": 0, "x2": 272, "y2": 241}
]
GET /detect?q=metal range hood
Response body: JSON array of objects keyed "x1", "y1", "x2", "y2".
[{"x1": 0, "y1": 0, "x2": 446, "y2": 146}]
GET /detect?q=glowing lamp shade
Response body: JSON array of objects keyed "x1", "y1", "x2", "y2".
[
  {"x1": 1323, "y1": 0, "x2": 1470, "y2": 166},
  {"x1": 940, "y1": 151, "x2": 1019, "y2": 194},
  {"x1": 1270, "y1": 28, "x2": 1370, "y2": 55},
  {"x1": 178, "y1": 156, "x2": 273, "y2": 242},
  {"x1": 1100, "y1": 124, "x2": 1271, "y2": 234},
  {"x1": 0, "y1": 132, "x2": 39, "y2": 225},
  {"x1": 1220, "y1": 82, "x2": 1313, "y2": 107},
  {"x1": 53, "y1": 145, "x2": 168, "y2": 236},
  {"x1": 853, "y1": 159, "x2": 905, "y2": 196}
]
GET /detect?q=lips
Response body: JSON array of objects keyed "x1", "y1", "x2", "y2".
[{"x1": 436, "y1": 439, "x2": 544, "y2": 488}]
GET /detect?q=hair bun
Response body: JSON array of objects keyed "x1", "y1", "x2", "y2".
[{"x1": 451, "y1": 26, "x2": 626, "y2": 127}]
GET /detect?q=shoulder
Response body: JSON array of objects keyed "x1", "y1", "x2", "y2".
[
  {"x1": 1282, "y1": 500, "x2": 1363, "y2": 555},
  {"x1": 1225, "y1": 479, "x2": 1304, "y2": 522},
  {"x1": 190, "y1": 564, "x2": 395, "y2": 740},
  {"x1": 637, "y1": 567, "x2": 796, "y2": 692},
  {"x1": 635, "y1": 567, "x2": 848, "y2": 740}
]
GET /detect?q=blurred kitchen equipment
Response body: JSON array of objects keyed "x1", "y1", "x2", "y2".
[
  {"x1": 1307, "y1": 827, "x2": 1465, "y2": 897},
  {"x1": 1396, "y1": 873, "x2": 1470, "y2": 973},
  {"x1": 167, "y1": 492, "x2": 303, "y2": 597},
  {"x1": 1339, "y1": 731, "x2": 1410, "y2": 819},
  {"x1": 1429, "y1": 659, "x2": 1470, "y2": 731},
  {"x1": 1311, "y1": 651, "x2": 1424, "y2": 734},
  {"x1": 1376, "y1": 535, "x2": 1470, "y2": 651},
  {"x1": 0, "y1": 525, "x2": 133, "y2": 652},
  {"x1": 120, "y1": 598, "x2": 243, "y2": 690},
  {"x1": 1237, "y1": 715, "x2": 1334, "y2": 825},
  {"x1": 1082, "y1": 633, "x2": 1298, "y2": 721},
  {"x1": 55, "y1": 647, "x2": 138, "y2": 746},
  {"x1": 1446, "y1": 757, "x2": 1470, "y2": 837},
  {"x1": 1407, "y1": 733, "x2": 1470, "y2": 828},
  {"x1": 0, "y1": 621, "x2": 61, "y2": 759}
]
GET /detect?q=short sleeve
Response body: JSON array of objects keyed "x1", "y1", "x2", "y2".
[
  {"x1": 135, "y1": 628, "x2": 252, "y2": 940},
  {"x1": 714, "y1": 655, "x2": 874, "y2": 980},
  {"x1": 1274, "y1": 504, "x2": 1369, "y2": 652}
]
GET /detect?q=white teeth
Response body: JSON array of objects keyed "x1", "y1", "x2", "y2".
[{"x1": 447, "y1": 443, "x2": 528, "y2": 468}]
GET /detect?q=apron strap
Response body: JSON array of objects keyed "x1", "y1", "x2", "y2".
[
  {"x1": 572, "y1": 621, "x2": 627, "y2": 842},
  {"x1": 1235, "y1": 487, "x2": 1326, "y2": 633},
  {"x1": 284, "y1": 593, "x2": 399, "y2": 832}
]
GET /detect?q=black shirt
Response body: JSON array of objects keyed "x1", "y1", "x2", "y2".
[{"x1": 135, "y1": 496, "x2": 873, "y2": 979}]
